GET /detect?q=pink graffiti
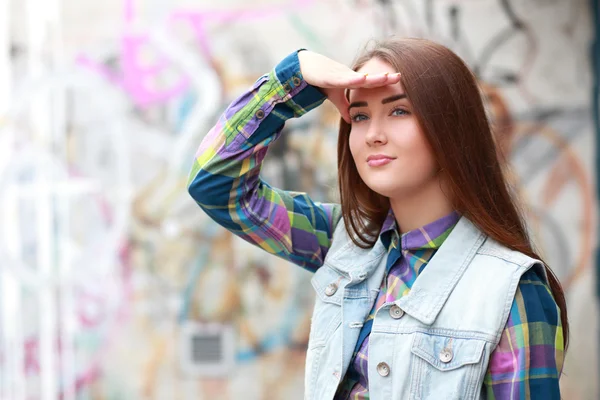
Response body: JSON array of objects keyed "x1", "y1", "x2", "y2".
[
  {"x1": 170, "y1": 0, "x2": 315, "y2": 61},
  {"x1": 20, "y1": 335, "x2": 102, "y2": 398},
  {"x1": 76, "y1": 0, "x2": 190, "y2": 107},
  {"x1": 24, "y1": 338, "x2": 40, "y2": 375},
  {"x1": 76, "y1": 291, "x2": 107, "y2": 328},
  {"x1": 77, "y1": 0, "x2": 314, "y2": 108},
  {"x1": 15, "y1": 241, "x2": 133, "y2": 396},
  {"x1": 76, "y1": 36, "x2": 190, "y2": 108},
  {"x1": 0, "y1": 168, "x2": 135, "y2": 396},
  {"x1": 59, "y1": 366, "x2": 102, "y2": 400}
]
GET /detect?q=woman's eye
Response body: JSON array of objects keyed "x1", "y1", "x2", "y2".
[
  {"x1": 350, "y1": 114, "x2": 368, "y2": 123},
  {"x1": 391, "y1": 108, "x2": 408, "y2": 116}
]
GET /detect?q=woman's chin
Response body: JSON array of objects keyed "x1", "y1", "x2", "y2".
[{"x1": 363, "y1": 181, "x2": 406, "y2": 199}]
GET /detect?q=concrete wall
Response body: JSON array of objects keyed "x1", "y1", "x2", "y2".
[{"x1": 0, "y1": 0, "x2": 597, "y2": 398}]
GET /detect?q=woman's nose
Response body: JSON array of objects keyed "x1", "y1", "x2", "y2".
[{"x1": 365, "y1": 123, "x2": 387, "y2": 146}]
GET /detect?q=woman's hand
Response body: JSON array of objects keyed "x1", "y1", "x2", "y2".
[{"x1": 298, "y1": 50, "x2": 401, "y2": 123}]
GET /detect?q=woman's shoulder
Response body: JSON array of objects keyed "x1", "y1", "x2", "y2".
[
  {"x1": 327, "y1": 213, "x2": 387, "y2": 260},
  {"x1": 477, "y1": 236, "x2": 543, "y2": 269},
  {"x1": 476, "y1": 237, "x2": 554, "y2": 302},
  {"x1": 516, "y1": 267, "x2": 556, "y2": 306}
]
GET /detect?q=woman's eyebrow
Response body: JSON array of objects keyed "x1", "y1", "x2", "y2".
[
  {"x1": 382, "y1": 93, "x2": 406, "y2": 104},
  {"x1": 348, "y1": 93, "x2": 407, "y2": 110}
]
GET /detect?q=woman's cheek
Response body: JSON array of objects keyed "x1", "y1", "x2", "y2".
[{"x1": 348, "y1": 129, "x2": 363, "y2": 157}]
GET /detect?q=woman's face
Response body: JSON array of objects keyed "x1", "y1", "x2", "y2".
[{"x1": 348, "y1": 57, "x2": 439, "y2": 199}]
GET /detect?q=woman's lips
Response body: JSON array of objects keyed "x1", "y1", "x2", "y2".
[{"x1": 367, "y1": 157, "x2": 395, "y2": 167}]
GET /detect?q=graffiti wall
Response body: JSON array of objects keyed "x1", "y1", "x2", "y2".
[{"x1": 0, "y1": 0, "x2": 597, "y2": 399}]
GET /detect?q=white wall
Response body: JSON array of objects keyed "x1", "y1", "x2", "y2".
[{"x1": 0, "y1": 0, "x2": 597, "y2": 398}]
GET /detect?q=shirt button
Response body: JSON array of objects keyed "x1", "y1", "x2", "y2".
[
  {"x1": 389, "y1": 305, "x2": 404, "y2": 319},
  {"x1": 325, "y1": 283, "x2": 338, "y2": 296},
  {"x1": 377, "y1": 362, "x2": 390, "y2": 377},
  {"x1": 255, "y1": 109, "x2": 265, "y2": 119},
  {"x1": 439, "y1": 349, "x2": 453, "y2": 363}
]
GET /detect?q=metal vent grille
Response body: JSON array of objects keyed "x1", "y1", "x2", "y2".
[
  {"x1": 180, "y1": 322, "x2": 234, "y2": 376},
  {"x1": 191, "y1": 333, "x2": 222, "y2": 363}
]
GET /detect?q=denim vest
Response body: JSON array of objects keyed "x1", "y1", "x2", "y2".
[{"x1": 306, "y1": 216, "x2": 543, "y2": 400}]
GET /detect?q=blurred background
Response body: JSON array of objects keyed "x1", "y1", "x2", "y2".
[{"x1": 0, "y1": 0, "x2": 598, "y2": 399}]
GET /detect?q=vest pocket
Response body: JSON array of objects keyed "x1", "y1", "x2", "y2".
[{"x1": 408, "y1": 332, "x2": 486, "y2": 400}]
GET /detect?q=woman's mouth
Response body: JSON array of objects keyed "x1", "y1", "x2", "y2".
[{"x1": 367, "y1": 155, "x2": 395, "y2": 167}]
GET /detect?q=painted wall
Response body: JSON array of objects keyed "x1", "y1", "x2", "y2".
[{"x1": 0, "y1": 0, "x2": 597, "y2": 399}]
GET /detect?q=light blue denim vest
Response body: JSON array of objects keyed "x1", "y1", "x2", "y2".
[{"x1": 306, "y1": 215, "x2": 543, "y2": 400}]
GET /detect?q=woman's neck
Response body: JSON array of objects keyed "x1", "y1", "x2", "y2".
[{"x1": 389, "y1": 178, "x2": 455, "y2": 234}]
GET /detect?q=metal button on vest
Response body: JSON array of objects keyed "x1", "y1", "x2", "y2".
[
  {"x1": 439, "y1": 349, "x2": 453, "y2": 363},
  {"x1": 377, "y1": 362, "x2": 390, "y2": 377},
  {"x1": 389, "y1": 305, "x2": 404, "y2": 319},
  {"x1": 325, "y1": 283, "x2": 338, "y2": 296}
]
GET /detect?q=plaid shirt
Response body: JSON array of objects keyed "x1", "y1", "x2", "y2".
[{"x1": 188, "y1": 50, "x2": 564, "y2": 399}]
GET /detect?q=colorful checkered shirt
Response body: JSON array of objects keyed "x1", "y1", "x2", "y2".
[{"x1": 187, "y1": 50, "x2": 564, "y2": 399}]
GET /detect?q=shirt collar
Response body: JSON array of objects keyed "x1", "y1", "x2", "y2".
[
  {"x1": 379, "y1": 209, "x2": 398, "y2": 249},
  {"x1": 380, "y1": 209, "x2": 461, "y2": 252}
]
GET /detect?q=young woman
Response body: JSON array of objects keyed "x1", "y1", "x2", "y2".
[{"x1": 187, "y1": 38, "x2": 567, "y2": 400}]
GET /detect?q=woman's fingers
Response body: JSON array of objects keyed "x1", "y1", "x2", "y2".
[
  {"x1": 297, "y1": 51, "x2": 402, "y2": 122},
  {"x1": 326, "y1": 88, "x2": 351, "y2": 123},
  {"x1": 322, "y1": 70, "x2": 365, "y2": 88},
  {"x1": 325, "y1": 72, "x2": 401, "y2": 89},
  {"x1": 299, "y1": 50, "x2": 401, "y2": 90},
  {"x1": 375, "y1": 72, "x2": 402, "y2": 86},
  {"x1": 322, "y1": 72, "x2": 403, "y2": 123},
  {"x1": 344, "y1": 72, "x2": 402, "y2": 89}
]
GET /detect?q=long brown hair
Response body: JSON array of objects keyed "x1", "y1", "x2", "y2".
[{"x1": 337, "y1": 37, "x2": 569, "y2": 348}]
